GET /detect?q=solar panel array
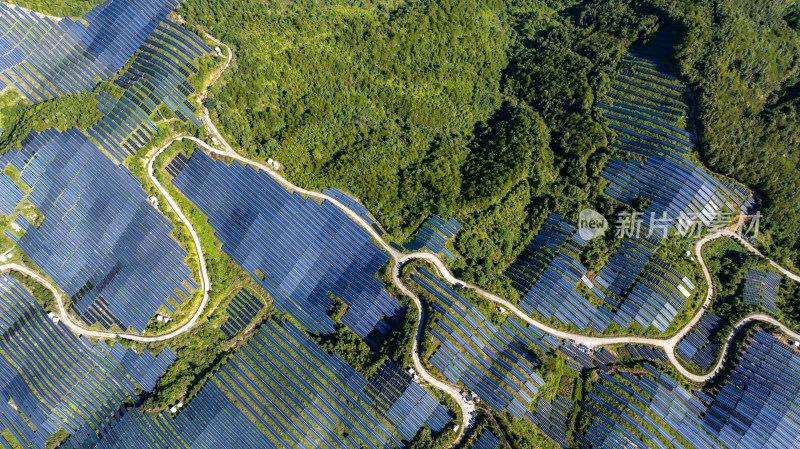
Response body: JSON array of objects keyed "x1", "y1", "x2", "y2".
[
  {"x1": 743, "y1": 269, "x2": 781, "y2": 313},
  {"x1": 323, "y1": 187, "x2": 375, "y2": 225},
  {"x1": 404, "y1": 214, "x2": 462, "y2": 260},
  {"x1": 701, "y1": 330, "x2": 800, "y2": 449},
  {"x1": 677, "y1": 313, "x2": 721, "y2": 370},
  {"x1": 575, "y1": 332, "x2": 800, "y2": 449},
  {"x1": 87, "y1": 20, "x2": 209, "y2": 164},
  {"x1": 505, "y1": 213, "x2": 614, "y2": 333},
  {"x1": 0, "y1": 171, "x2": 24, "y2": 215},
  {"x1": 171, "y1": 150, "x2": 405, "y2": 346},
  {"x1": 625, "y1": 343, "x2": 669, "y2": 363},
  {"x1": 0, "y1": 0, "x2": 181, "y2": 103},
  {"x1": 220, "y1": 289, "x2": 263, "y2": 338},
  {"x1": 505, "y1": 212, "x2": 693, "y2": 333},
  {"x1": 469, "y1": 430, "x2": 501, "y2": 449},
  {"x1": 578, "y1": 364, "x2": 721, "y2": 449},
  {"x1": 529, "y1": 396, "x2": 574, "y2": 448},
  {"x1": 63, "y1": 319, "x2": 451, "y2": 449},
  {"x1": 590, "y1": 39, "x2": 744, "y2": 333},
  {"x1": 719, "y1": 180, "x2": 757, "y2": 215},
  {"x1": 0, "y1": 274, "x2": 175, "y2": 448},
  {"x1": 3, "y1": 128, "x2": 196, "y2": 333},
  {"x1": 363, "y1": 361, "x2": 452, "y2": 441},
  {"x1": 411, "y1": 268, "x2": 566, "y2": 423},
  {"x1": 600, "y1": 38, "x2": 737, "y2": 232}
]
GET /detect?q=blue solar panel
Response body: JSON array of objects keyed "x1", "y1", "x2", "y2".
[
  {"x1": 469, "y1": 430, "x2": 501, "y2": 449},
  {"x1": 0, "y1": 171, "x2": 24, "y2": 215},
  {"x1": 0, "y1": 274, "x2": 175, "y2": 447},
  {"x1": 63, "y1": 319, "x2": 450, "y2": 448},
  {"x1": 404, "y1": 214, "x2": 461, "y2": 258},
  {"x1": 220, "y1": 289, "x2": 263, "y2": 338},
  {"x1": 171, "y1": 150, "x2": 405, "y2": 346},
  {"x1": 0, "y1": 0, "x2": 181, "y2": 104},
  {"x1": 10, "y1": 128, "x2": 196, "y2": 333}
]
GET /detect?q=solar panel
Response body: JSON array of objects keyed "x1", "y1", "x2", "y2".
[
  {"x1": 0, "y1": 0, "x2": 180, "y2": 103},
  {"x1": 63, "y1": 319, "x2": 450, "y2": 448},
  {"x1": 10, "y1": 128, "x2": 196, "y2": 333},
  {"x1": 171, "y1": 150, "x2": 405, "y2": 346},
  {"x1": 404, "y1": 214, "x2": 461, "y2": 259},
  {"x1": 0, "y1": 274, "x2": 175, "y2": 447}
]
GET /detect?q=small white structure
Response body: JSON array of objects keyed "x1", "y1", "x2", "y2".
[
  {"x1": 177, "y1": 401, "x2": 184, "y2": 408},
  {"x1": 452, "y1": 424, "x2": 460, "y2": 432},
  {"x1": 215, "y1": 46, "x2": 222, "y2": 57},
  {"x1": 156, "y1": 315, "x2": 164, "y2": 322},
  {"x1": 211, "y1": 136, "x2": 219, "y2": 145},
  {"x1": 407, "y1": 367, "x2": 415, "y2": 375},
  {"x1": 170, "y1": 406, "x2": 178, "y2": 413},
  {"x1": 267, "y1": 158, "x2": 281, "y2": 170},
  {"x1": 685, "y1": 250, "x2": 692, "y2": 257},
  {"x1": 10, "y1": 223, "x2": 21, "y2": 232},
  {"x1": 149, "y1": 195, "x2": 159, "y2": 207},
  {"x1": 793, "y1": 341, "x2": 800, "y2": 348},
  {"x1": 412, "y1": 374, "x2": 419, "y2": 382}
]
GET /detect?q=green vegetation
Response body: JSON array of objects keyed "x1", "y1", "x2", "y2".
[
  {"x1": 1, "y1": 431, "x2": 22, "y2": 449},
  {"x1": 8, "y1": 270, "x2": 56, "y2": 312},
  {"x1": 180, "y1": 0, "x2": 654, "y2": 248},
  {"x1": 45, "y1": 428, "x2": 70, "y2": 449}
]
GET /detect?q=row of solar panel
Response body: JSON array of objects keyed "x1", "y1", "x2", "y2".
[
  {"x1": 412, "y1": 271, "x2": 545, "y2": 419},
  {"x1": 527, "y1": 396, "x2": 573, "y2": 448},
  {"x1": 4, "y1": 128, "x2": 196, "y2": 333},
  {"x1": 89, "y1": 20, "x2": 208, "y2": 163},
  {"x1": 363, "y1": 361, "x2": 452, "y2": 441},
  {"x1": 323, "y1": 187, "x2": 375, "y2": 225},
  {"x1": 0, "y1": 274, "x2": 175, "y2": 447},
  {"x1": 171, "y1": 150, "x2": 405, "y2": 346},
  {"x1": 0, "y1": 0, "x2": 180, "y2": 103},
  {"x1": 406, "y1": 266, "x2": 615, "y2": 445},
  {"x1": 742, "y1": 269, "x2": 781, "y2": 313},
  {"x1": 505, "y1": 214, "x2": 616, "y2": 333},
  {"x1": 469, "y1": 430, "x2": 501, "y2": 449},
  {"x1": 62, "y1": 319, "x2": 453, "y2": 448},
  {"x1": 404, "y1": 214, "x2": 462, "y2": 260},
  {"x1": 579, "y1": 364, "x2": 720, "y2": 449},
  {"x1": 0, "y1": 171, "x2": 24, "y2": 215},
  {"x1": 220, "y1": 289, "x2": 263, "y2": 338},
  {"x1": 701, "y1": 330, "x2": 800, "y2": 448}
]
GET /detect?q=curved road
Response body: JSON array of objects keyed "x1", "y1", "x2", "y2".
[{"x1": 0, "y1": 139, "x2": 211, "y2": 343}]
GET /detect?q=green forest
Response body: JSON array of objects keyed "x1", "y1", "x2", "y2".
[{"x1": 179, "y1": 0, "x2": 800, "y2": 284}]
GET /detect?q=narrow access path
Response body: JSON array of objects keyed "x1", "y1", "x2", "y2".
[
  {"x1": 0, "y1": 138, "x2": 211, "y2": 343},
  {"x1": 196, "y1": 29, "x2": 236, "y2": 156}
]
